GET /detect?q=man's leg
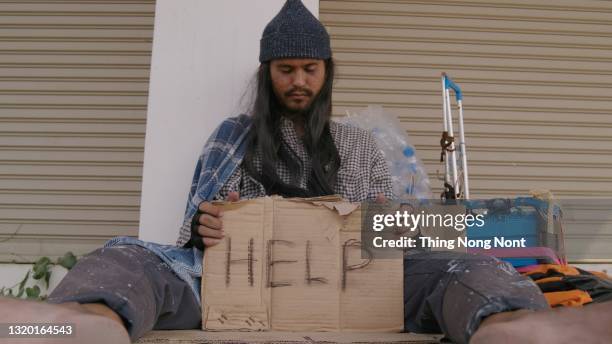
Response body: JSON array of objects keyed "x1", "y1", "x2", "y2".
[
  {"x1": 472, "y1": 299, "x2": 612, "y2": 343},
  {"x1": 46, "y1": 244, "x2": 201, "y2": 341},
  {"x1": 403, "y1": 251, "x2": 548, "y2": 344},
  {"x1": 0, "y1": 296, "x2": 130, "y2": 344}
]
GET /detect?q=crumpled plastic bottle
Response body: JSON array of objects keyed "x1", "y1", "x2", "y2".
[{"x1": 340, "y1": 105, "x2": 432, "y2": 201}]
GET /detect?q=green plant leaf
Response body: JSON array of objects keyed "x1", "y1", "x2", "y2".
[
  {"x1": 25, "y1": 285, "x2": 40, "y2": 299},
  {"x1": 57, "y1": 252, "x2": 77, "y2": 270},
  {"x1": 35, "y1": 256, "x2": 51, "y2": 266},
  {"x1": 32, "y1": 267, "x2": 44, "y2": 279},
  {"x1": 19, "y1": 270, "x2": 32, "y2": 293},
  {"x1": 16, "y1": 270, "x2": 30, "y2": 296},
  {"x1": 33, "y1": 257, "x2": 51, "y2": 280},
  {"x1": 44, "y1": 271, "x2": 51, "y2": 289}
]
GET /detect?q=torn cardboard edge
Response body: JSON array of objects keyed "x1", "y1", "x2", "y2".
[{"x1": 212, "y1": 195, "x2": 360, "y2": 216}]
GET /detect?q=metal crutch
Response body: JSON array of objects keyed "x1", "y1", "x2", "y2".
[{"x1": 440, "y1": 73, "x2": 470, "y2": 200}]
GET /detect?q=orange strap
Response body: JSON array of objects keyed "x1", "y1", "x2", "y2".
[
  {"x1": 523, "y1": 264, "x2": 580, "y2": 278},
  {"x1": 543, "y1": 290, "x2": 592, "y2": 307},
  {"x1": 534, "y1": 276, "x2": 562, "y2": 285}
]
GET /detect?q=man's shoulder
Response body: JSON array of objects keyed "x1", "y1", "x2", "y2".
[
  {"x1": 211, "y1": 114, "x2": 252, "y2": 141},
  {"x1": 329, "y1": 119, "x2": 375, "y2": 145},
  {"x1": 221, "y1": 114, "x2": 252, "y2": 129}
]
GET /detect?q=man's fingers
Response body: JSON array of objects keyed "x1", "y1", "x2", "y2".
[
  {"x1": 197, "y1": 202, "x2": 222, "y2": 217},
  {"x1": 197, "y1": 225, "x2": 225, "y2": 239},
  {"x1": 198, "y1": 213, "x2": 223, "y2": 230},
  {"x1": 226, "y1": 191, "x2": 240, "y2": 202},
  {"x1": 203, "y1": 237, "x2": 222, "y2": 248},
  {"x1": 375, "y1": 193, "x2": 387, "y2": 204}
]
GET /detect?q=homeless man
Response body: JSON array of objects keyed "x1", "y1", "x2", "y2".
[{"x1": 2, "y1": 1, "x2": 611, "y2": 343}]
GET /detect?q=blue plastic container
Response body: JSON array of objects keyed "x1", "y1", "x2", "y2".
[{"x1": 465, "y1": 197, "x2": 562, "y2": 267}]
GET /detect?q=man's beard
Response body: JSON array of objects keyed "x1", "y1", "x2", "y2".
[{"x1": 281, "y1": 87, "x2": 315, "y2": 118}]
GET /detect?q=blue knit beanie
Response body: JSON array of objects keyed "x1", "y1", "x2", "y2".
[{"x1": 259, "y1": 0, "x2": 331, "y2": 63}]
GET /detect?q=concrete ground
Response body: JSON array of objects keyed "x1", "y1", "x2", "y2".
[{"x1": 136, "y1": 331, "x2": 442, "y2": 344}]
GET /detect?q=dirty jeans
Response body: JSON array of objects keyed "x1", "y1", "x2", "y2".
[
  {"x1": 47, "y1": 245, "x2": 201, "y2": 341},
  {"x1": 48, "y1": 245, "x2": 548, "y2": 343}
]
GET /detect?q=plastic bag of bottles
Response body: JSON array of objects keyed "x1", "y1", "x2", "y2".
[{"x1": 340, "y1": 105, "x2": 432, "y2": 201}]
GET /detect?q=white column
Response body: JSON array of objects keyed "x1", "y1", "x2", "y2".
[{"x1": 139, "y1": 0, "x2": 320, "y2": 244}]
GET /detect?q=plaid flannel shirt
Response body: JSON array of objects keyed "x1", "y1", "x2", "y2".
[{"x1": 105, "y1": 114, "x2": 393, "y2": 303}]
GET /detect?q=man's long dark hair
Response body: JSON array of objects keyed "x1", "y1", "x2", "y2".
[{"x1": 243, "y1": 58, "x2": 340, "y2": 198}]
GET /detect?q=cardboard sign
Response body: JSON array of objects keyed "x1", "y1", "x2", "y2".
[{"x1": 201, "y1": 196, "x2": 403, "y2": 332}]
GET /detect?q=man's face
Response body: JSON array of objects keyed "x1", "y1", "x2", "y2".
[{"x1": 270, "y1": 58, "x2": 326, "y2": 114}]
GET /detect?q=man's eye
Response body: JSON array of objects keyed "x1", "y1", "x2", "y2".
[
  {"x1": 306, "y1": 68, "x2": 316, "y2": 73},
  {"x1": 281, "y1": 69, "x2": 292, "y2": 73}
]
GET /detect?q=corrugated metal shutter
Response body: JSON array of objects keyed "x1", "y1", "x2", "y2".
[
  {"x1": 321, "y1": 0, "x2": 612, "y2": 262},
  {"x1": 0, "y1": 0, "x2": 155, "y2": 262}
]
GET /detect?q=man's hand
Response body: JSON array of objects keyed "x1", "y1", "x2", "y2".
[
  {"x1": 375, "y1": 193, "x2": 387, "y2": 204},
  {"x1": 190, "y1": 191, "x2": 239, "y2": 249}
]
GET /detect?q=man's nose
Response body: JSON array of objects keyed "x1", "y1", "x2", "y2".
[{"x1": 292, "y1": 70, "x2": 306, "y2": 87}]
